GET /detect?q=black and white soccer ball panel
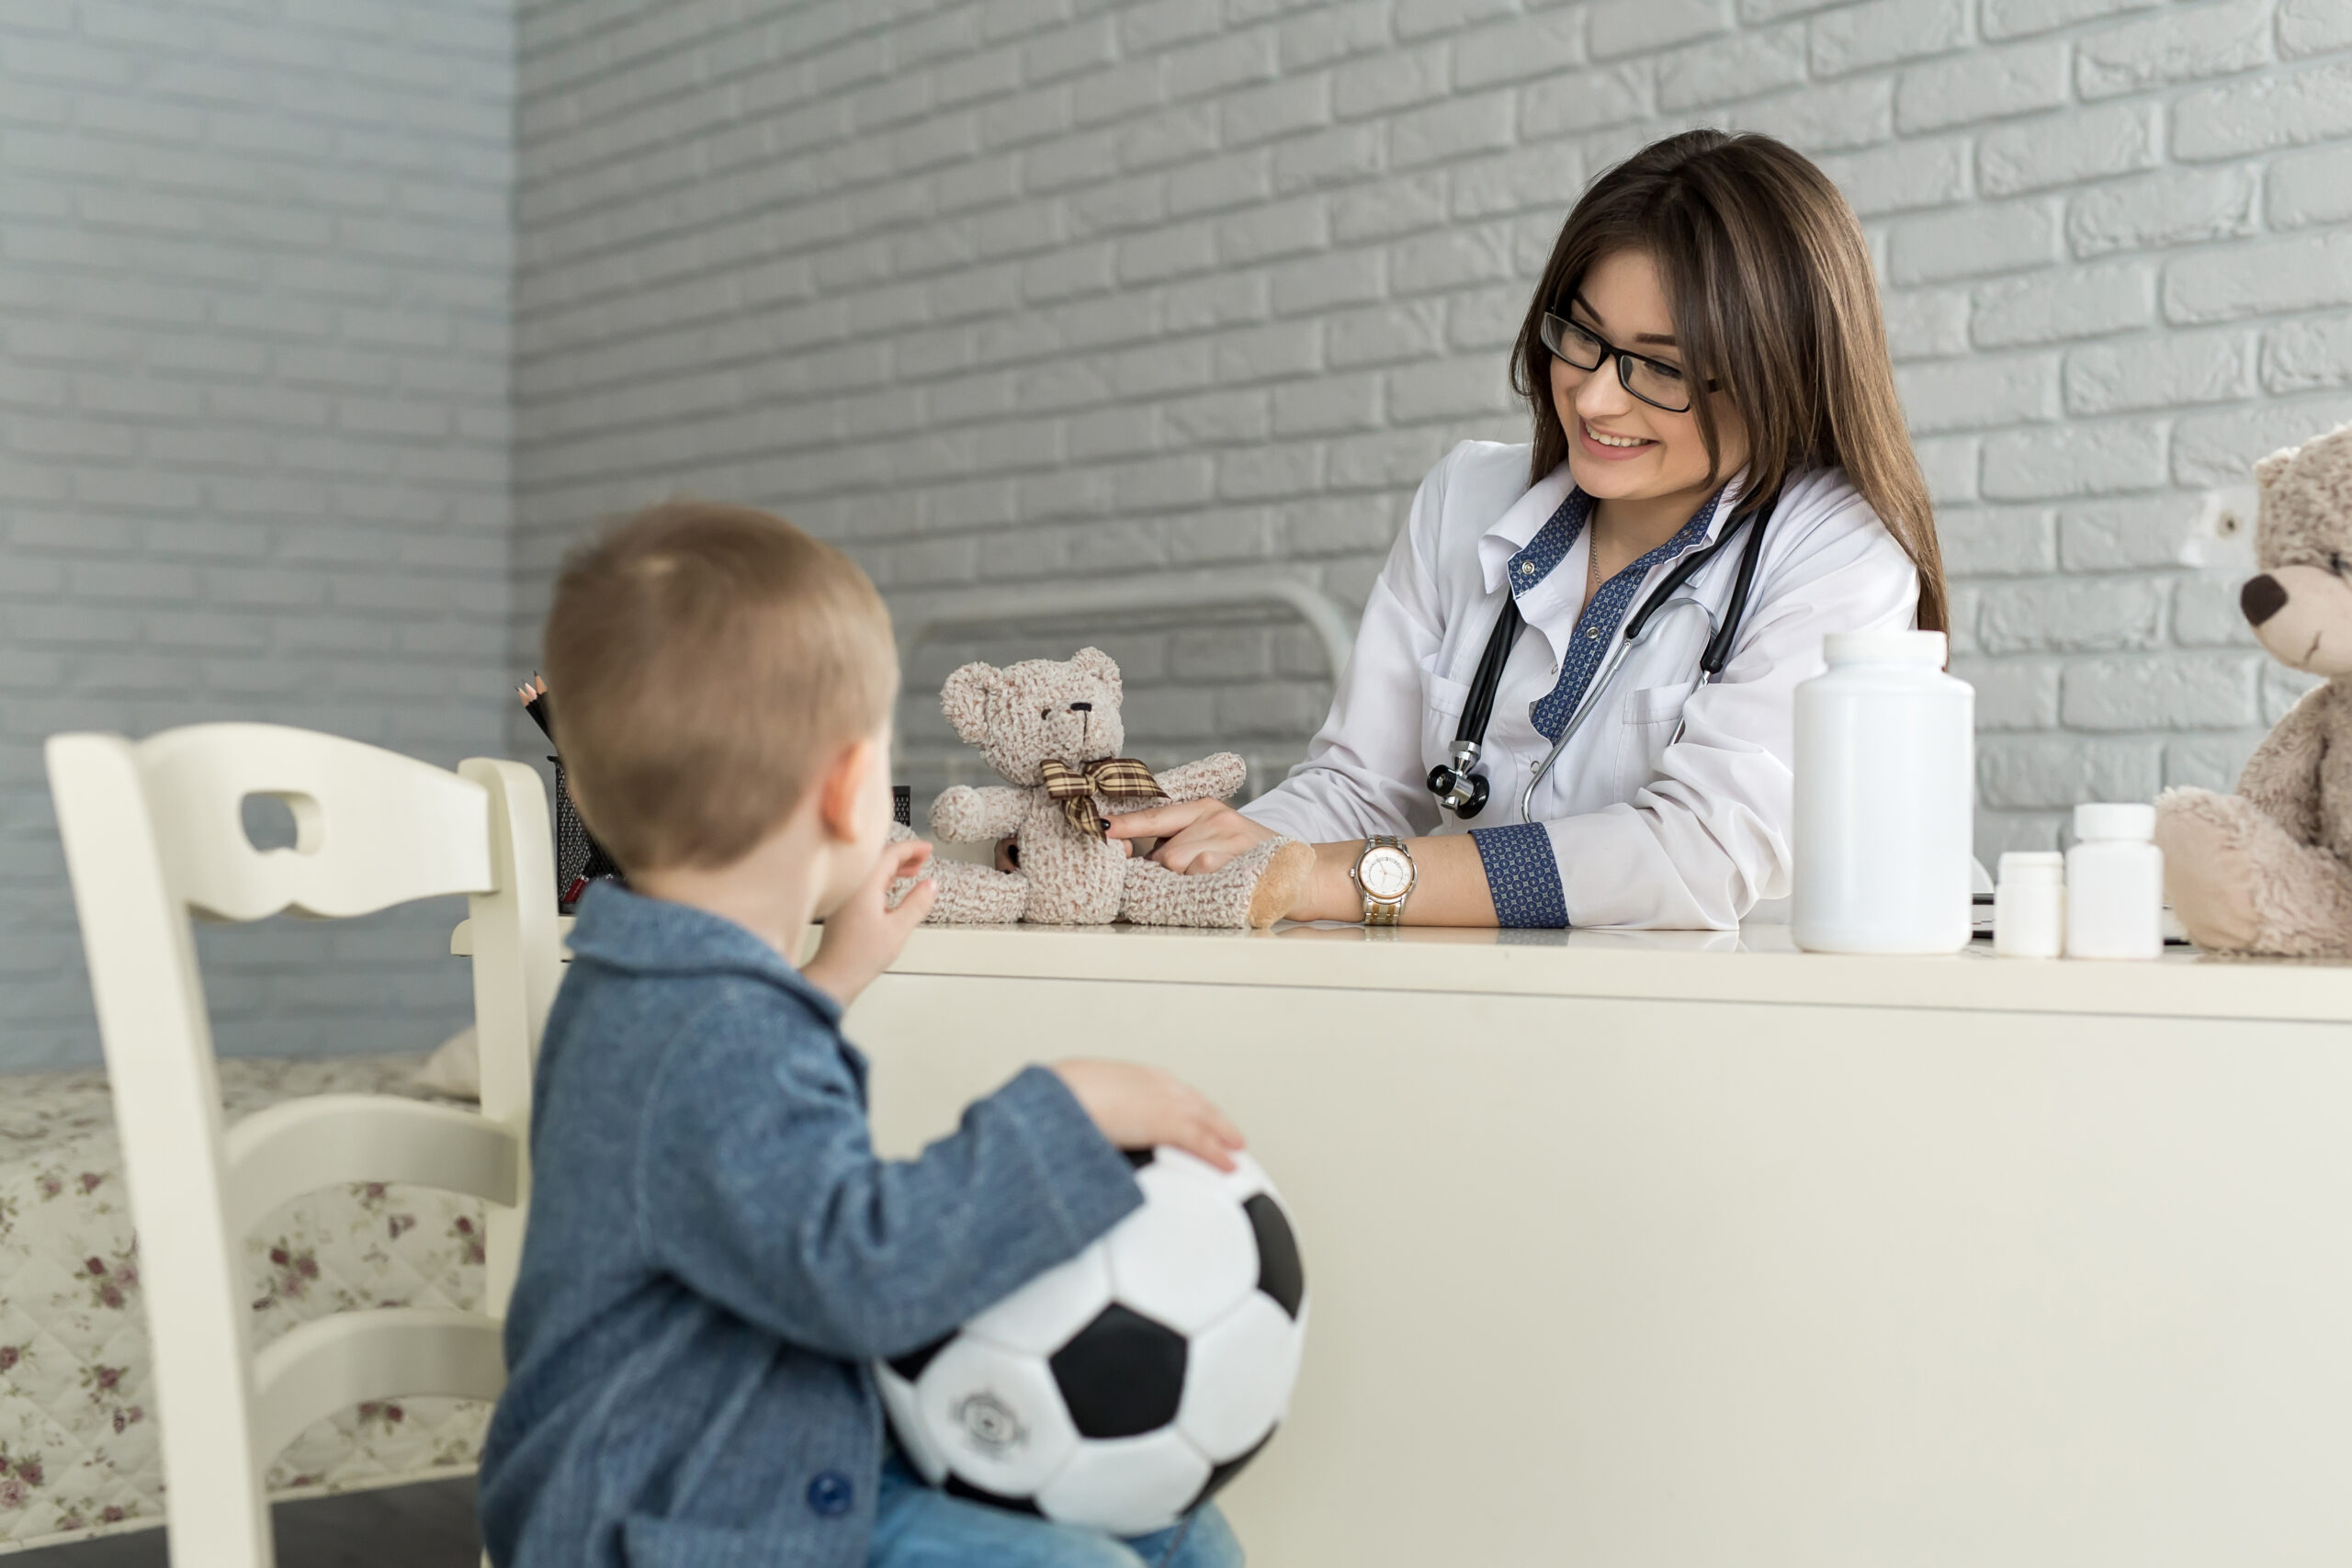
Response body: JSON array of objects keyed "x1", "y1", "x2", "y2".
[
  {"x1": 1104, "y1": 1145, "x2": 1263, "y2": 1335},
  {"x1": 965, "y1": 1245, "x2": 1112, "y2": 1356},
  {"x1": 876, "y1": 1145, "x2": 1308, "y2": 1536},
  {"x1": 1178, "y1": 1291, "x2": 1306, "y2": 1461},
  {"x1": 1037, "y1": 1430, "x2": 1212, "y2": 1534},
  {"x1": 910, "y1": 1335, "x2": 1081, "y2": 1497}
]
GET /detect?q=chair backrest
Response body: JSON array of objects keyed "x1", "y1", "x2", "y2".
[{"x1": 45, "y1": 723, "x2": 561, "y2": 1568}]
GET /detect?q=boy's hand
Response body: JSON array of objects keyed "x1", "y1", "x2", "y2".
[
  {"x1": 1052, "y1": 1060, "x2": 1245, "y2": 1172},
  {"x1": 804, "y1": 839, "x2": 935, "y2": 1007}
]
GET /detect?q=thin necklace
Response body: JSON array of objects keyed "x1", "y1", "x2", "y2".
[{"x1": 1584, "y1": 517, "x2": 1604, "y2": 609}]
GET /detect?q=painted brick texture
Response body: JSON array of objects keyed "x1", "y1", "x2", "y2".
[
  {"x1": 0, "y1": 0, "x2": 515, "y2": 1069},
  {"x1": 508, "y1": 0, "x2": 2352, "y2": 865}
]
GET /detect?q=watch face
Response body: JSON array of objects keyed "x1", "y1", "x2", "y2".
[{"x1": 1360, "y1": 847, "x2": 1412, "y2": 900}]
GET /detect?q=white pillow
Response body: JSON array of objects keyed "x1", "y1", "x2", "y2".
[{"x1": 412, "y1": 1024, "x2": 480, "y2": 1100}]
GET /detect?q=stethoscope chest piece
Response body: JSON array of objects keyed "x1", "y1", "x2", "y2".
[{"x1": 1427, "y1": 739, "x2": 1491, "y2": 818}]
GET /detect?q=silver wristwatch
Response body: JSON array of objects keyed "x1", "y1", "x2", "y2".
[{"x1": 1350, "y1": 835, "x2": 1417, "y2": 926}]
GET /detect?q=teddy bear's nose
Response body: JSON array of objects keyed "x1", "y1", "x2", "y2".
[
  {"x1": 1068, "y1": 702, "x2": 1091, "y2": 712},
  {"x1": 2242, "y1": 573, "x2": 2289, "y2": 628}
]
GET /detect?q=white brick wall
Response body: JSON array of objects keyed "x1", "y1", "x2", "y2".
[
  {"x1": 1, "y1": 0, "x2": 515, "y2": 1069},
  {"x1": 507, "y1": 0, "x2": 2352, "y2": 865},
  {"x1": 29, "y1": 4, "x2": 2338, "y2": 1060}
]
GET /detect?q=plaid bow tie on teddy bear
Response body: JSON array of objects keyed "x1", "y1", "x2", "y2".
[{"x1": 1037, "y1": 757, "x2": 1168, "y2": 837}]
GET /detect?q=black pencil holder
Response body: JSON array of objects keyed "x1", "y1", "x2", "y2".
[
  {"x1": 545, "y1": 766, "x2": 904, "y2": 911},
  {"x1": 549, "y1": 756, "x2": 623, "y2": 911}
]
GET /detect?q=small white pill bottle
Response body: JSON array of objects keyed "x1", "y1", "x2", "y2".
[
  {"x1": 2064, "y1": 803, "x2": 2163, "y2": 960},
  {"x1": 1993, "y1": 851, "x2": 2064, "y2": 958},
  {"x1": 1791, "y1": 629, "x2": 1974, "y2": 954}
]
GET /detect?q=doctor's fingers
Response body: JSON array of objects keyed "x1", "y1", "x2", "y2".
[
  {"x1": 1149, "y1": 818, "x2": 1266, "y2": 875},
  {"x1": 1154, "y1": 840, "x2": 1231, "y2": 875},
  {"x1": 1102, "y1": 797, "x2": 1221, "y2": 840}
]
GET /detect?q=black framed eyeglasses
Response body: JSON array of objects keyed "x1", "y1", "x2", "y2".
[{"x1": 1539, "y1": 311, "x2": 1700, "y2": 414}]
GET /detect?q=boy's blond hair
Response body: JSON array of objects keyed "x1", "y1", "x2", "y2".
[{"x1": 542, "y1": 502, "x2": 897, "y2": 873}]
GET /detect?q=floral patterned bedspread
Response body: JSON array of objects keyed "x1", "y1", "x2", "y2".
[{"x1": 0, "y1": 1055, "x2": 489, "y2": 1552}]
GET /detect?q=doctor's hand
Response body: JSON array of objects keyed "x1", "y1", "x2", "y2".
[{"x1": 1102, "y1": 798, "x2": 1278, "y2": 875}]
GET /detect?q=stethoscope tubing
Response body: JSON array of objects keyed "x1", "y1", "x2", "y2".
[{"x1": 1439, "y1": 494, "x2": 1779, "y2": 826}]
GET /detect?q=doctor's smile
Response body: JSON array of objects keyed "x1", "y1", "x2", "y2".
[
  {"x1": 1105, "y1": 128, "x2": 1948, "y2": 933},
  {"x1": 1579, "y1": 424, "x2": 1655, "y2": 457}
]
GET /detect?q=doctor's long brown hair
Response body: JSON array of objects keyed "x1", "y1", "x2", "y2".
[{"x1": 1512, "y1": 130, "x2": 1948, "y2": 633}]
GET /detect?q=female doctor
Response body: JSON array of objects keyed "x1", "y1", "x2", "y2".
[{"x1": 1107, "y1": 130, "x2": 1951, "y2": 930}]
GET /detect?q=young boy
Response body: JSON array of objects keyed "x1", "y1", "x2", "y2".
[{"x1": 480, "y1": 503, "x2": 1248, "y2": 1568}]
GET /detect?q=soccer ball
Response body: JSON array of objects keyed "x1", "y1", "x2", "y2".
[{"x1": 876, "y1": 1145, "x2": 1308, "y2": 1536}]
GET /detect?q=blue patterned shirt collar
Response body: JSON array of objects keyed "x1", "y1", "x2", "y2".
[
  {"x1": 1502, "y1": 489, "x2": 1591, "y2": 598},
  {"x1": 1505, "y1": 484, "x2": 1724, "y2": 603},
  {"x1": 1480, "y1": 462, "x2": 1748, "y2": 597}
]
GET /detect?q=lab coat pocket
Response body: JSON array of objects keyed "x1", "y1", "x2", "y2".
[
  {"x1": 1625, "y1": 680, "x2": 1699, "y2": 727},
  {"x1": 1419, "y1": 653, "x2": 1472, "y2": 769},
  {"x1": 1618, "y1": 679, "x2": 1699, "y2": 795}
]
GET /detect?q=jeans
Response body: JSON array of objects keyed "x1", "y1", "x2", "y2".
[{"x1": 868, "y1": 1457, "x2": 1243, "y2": 1568}]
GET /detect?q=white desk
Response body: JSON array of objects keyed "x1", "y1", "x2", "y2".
[{"x1": 842, "y1": 923, "x2": 2352, "y2": 1567}]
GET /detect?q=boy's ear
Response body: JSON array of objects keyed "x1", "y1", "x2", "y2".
[
  {"x1": 940, "y1": 661, "x2": 1000, "y2": 746},
  {"x1": 817, "y1": 734, "x2": 880, "y2": 844},
  {"x1": 1070, "y1": 646, "x2": 1122, "y2": 707}
]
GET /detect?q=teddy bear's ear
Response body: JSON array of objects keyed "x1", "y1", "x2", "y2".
[
  {"x1": 1070, "y1": 646, "x2": 1123, "y2": 706},
  {"x1": 940, "y1": 661, "x2": 1000, "y2": 747},
  {"x1": 2254, "y1": 446, "x2": 2295, "y2": 498}
]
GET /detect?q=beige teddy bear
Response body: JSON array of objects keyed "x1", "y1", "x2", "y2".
[
  {"x1": 921, "y1": 648, "x2": 1314, "y2": 929},
  {"x1": 2154, "y1": 419, "x2": 2352, "y2": 956}
]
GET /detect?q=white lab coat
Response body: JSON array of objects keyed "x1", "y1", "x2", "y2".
[{"x1": 1241, "y1": 439, "x2": 1921, "y2": 929}]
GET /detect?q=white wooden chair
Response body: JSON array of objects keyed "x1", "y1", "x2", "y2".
[{"x1": 44, "y1": 723, "x2": 562, "y2": 1568}]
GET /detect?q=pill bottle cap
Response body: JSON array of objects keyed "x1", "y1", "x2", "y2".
[
  {"x1": 1999, "y1": 851, "x2": 2064, "y2": 878},
  {"x1": 1822, "y1": 629, "x2": 1948, "y2": 667},
  {"x1": 2074, "y1": 802, "x2": 2155, "y2": 841}
]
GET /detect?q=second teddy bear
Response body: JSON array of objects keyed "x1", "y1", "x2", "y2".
[
  {"x1": 2154, "y1": 419, "x2": 2352, "y2": 956},
  {"x1": 922, "y1": 648, "x2": 1313, "y2": 929}
]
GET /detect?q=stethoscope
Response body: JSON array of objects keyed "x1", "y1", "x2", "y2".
[{"x1": 1427, "y1": 491, "x2": 1780, "y2": 822}]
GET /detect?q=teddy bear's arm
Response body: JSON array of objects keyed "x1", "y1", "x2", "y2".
[
  {"x1": 2238, "y1": 686, "x2": 2331, "y2": 843},
  {"x1": 1145, "y1": 751, "x2": 1249, "y2": 807},
  {"x1": 929, "y1": 784, "x2": 1030, "y2": 843}
]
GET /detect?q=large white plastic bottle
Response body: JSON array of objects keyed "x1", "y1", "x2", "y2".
[{"x1": 1792, "y1": 630, "x2": 1975, "y2": 953}]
